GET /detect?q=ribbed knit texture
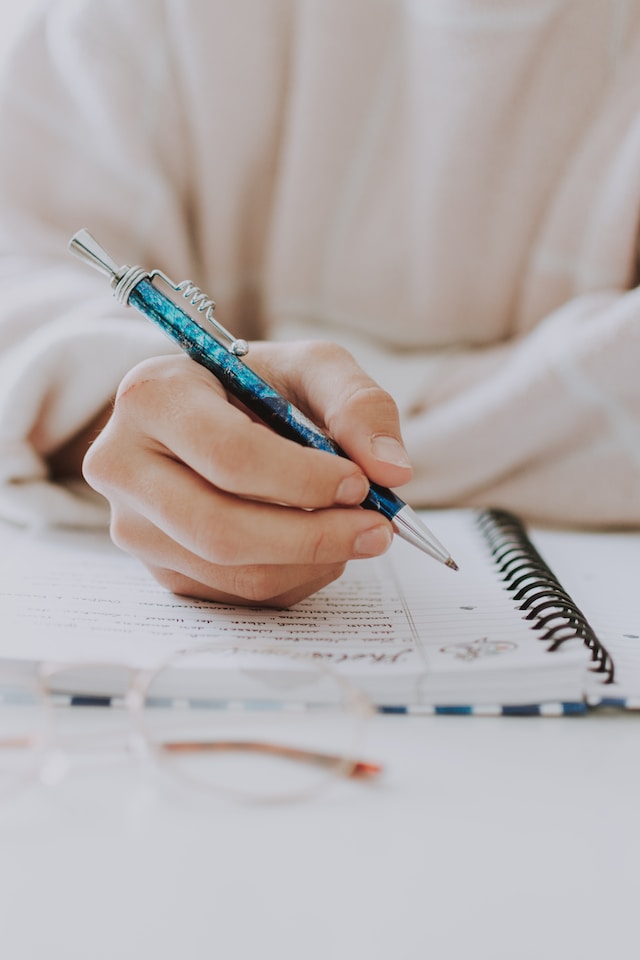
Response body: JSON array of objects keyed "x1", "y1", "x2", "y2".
[{"x1": 1, "y1": 0, "x2": 639, "y2": 526}]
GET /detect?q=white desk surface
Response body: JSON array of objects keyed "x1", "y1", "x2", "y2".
[{"x1": 0, "y1": 708, "x2": 637, "y2": 960}]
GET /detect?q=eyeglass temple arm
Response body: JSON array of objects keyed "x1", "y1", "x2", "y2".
[
  {"x1": 0, "y1": 737, "x2": 382, "y2": 779},
  {"x1": 159, "y1": 739, "x2": 383, "y2": 778},
  {"x1": 0, "y1": 737, "x2": 33, "y2": 749}
]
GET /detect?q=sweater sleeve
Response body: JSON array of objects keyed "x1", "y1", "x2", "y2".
[
  {"x1": 0, "y1": 0, "x2": 193, "y2": 526},
  {"x1": 397, "y1": 287, "x2": 640, "y2": 528}
]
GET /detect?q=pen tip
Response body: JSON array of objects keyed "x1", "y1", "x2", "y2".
[{"x1": 445, "y1": 557, "x2": 459, "y2": 572}]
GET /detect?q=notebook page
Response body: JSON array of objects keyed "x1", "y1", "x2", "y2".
[
  {"x1": 530, "y1": 527, "x2": 640, "y2": 705},
  {"x1": 0, "y1": 512, "x2": 588, "y2": 706},
  {"x1": 376, "y1": 512, "x2": 588, "y2": 705},
  {"x1": 0, "y1": 521, "x2": 422, "y2": 674}
]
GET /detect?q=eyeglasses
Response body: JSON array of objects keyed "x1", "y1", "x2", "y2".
[{"x1": 0, "y1": 645, "x2": 382, "y2": 804}]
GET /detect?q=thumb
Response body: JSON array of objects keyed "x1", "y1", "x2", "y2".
[
  {"x1": 258, "y1": 340, "x2": 413, "y2": 489},
  {"x1": 331, "y1": 386, "x2": 413, "y2": 489}
]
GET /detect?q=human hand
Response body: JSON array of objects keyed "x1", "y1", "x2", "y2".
[{"x1": 82, "y1": 341, "x2": 413, "y2": 606}]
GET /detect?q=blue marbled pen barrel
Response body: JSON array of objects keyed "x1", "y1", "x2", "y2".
[
  {"x1": 129, "y1": 279, "x2": 402, "y2": 520},
  {"x1": 68, "y1": 228, "x2": 456, "y2": 568}
]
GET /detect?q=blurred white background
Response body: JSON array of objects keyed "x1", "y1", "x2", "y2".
[{"x1": 0, "y1": 2, "x2": 42, "y2": 62}]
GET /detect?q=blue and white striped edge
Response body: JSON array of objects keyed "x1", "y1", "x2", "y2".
[
  {"x1": 585, "y1": 695, "x2": 640, "y2": 710},
  {"x1": 52, "y1": 695, "x2": 640, "y2": 715},
  {"x1": 379, "y1": 702, "x2": 588, "y2": 716}
]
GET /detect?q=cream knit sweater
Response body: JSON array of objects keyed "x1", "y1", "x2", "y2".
[{"x1": 0, "y1": 0, "x2": 639, "y2": 528}]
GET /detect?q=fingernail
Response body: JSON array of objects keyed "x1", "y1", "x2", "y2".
[
  {"x1": 370, "y1": 435, "x2": 411, "y2": 467},
  {"x1": 354, "y1": 525, "x2": 393, "y2": 558},
  {"x1": 336, "y1": 474, "x2": 369, "y2": 505}
]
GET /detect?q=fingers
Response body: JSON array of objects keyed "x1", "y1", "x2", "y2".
[
  {"x1": 112, "y1": 507, "x2": 347, "y2": 606},
  {"x1": 83, "y1": 346, "x2": 402, "y2": 608},
  {"x1": 106, "y1": 453, "x2": 392, "y2": 566},
  {"x1": 148, "y1": 568, "x2": 346, "y2": 608},
  {"x1": 250, "y1": 341, "x2": 413, "y2": 488},
  {"x1": 112, "y1": 355, "x2": 370, "y2": 509}
]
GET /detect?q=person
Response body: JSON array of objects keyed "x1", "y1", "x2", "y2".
[{"x1": 0, "y1": 0, "x2": 639, "y2": 606}]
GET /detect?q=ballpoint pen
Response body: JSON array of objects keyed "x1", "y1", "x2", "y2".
[{"x1": 68, "y1": 229, "x2": 458, "y2": 570}]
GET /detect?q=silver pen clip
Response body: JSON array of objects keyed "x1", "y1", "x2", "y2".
[{"x1": 68, "y1": 228, "x2": 249, "y2": 357}]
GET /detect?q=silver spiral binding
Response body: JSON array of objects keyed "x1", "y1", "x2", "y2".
[{"x1": 476, "y1": 508, "x2": 614, "y2": 683}]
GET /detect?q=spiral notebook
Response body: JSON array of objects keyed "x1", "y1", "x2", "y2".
[{"x1": 0, "y1": 508, "x2": 638, "y2": 715}]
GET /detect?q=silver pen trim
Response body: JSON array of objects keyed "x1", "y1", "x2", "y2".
[{"x1": 392, "y1": 506, "x2": 459, "y2": 570}]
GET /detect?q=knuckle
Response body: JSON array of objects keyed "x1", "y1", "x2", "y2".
[
  {"x1": 151, "y1": 567, "x2": 194, "y2": 597},
  {"x1": 231, "y1": 561, "x2": 347, "y2": 606},
  {"x1": 109, "y1": 512, "x2": 133, "y2": 551},
  {"x1": 202, "y1": 429, "x2": 252, "y2": 492},
  {"x1": 192, "y1": 521, "x2": 241, "y2": 566},
  {"x1": 82, "y1": 432, "x2": 117, "y2": 491},
  {"x1": 318, "y1": 562, "x2": 348, "y2": 589},
  {"x1": 308, "y1": 522, "x2": 332, "y2": 565},
  {"x1": 81, "y1": 440, "x2": 100, "y2": 486},
  {"x1": 343, "y1": 382, "x2": 396, "y2": 417},
  {"x1": 115, "y1": 355, "x2": 212, "y2": 426},
  {"x1": 229, "y1": 566, "x2": 281, "y2": 605},
  {"x1": 116, "y1": 355, "x2": 184, "y2": 395},
  {"x1": 270, "y1": 562, "x2": 348, "y2": 608},
  {"x1": 297, "y1": 339, "x2": 354, "y2": 366},
  {"x1": 327, "y1": 382, "x2": 399, "y2": 439},
  {"x1": 114, "y1": 358, "x2": 164, "y2": 404},
  {"x1": 294, "y1": 453, "x2": 334, "y2": 508}
]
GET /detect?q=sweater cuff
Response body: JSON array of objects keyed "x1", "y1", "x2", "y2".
[{"x1": 0, "y1": 313, "x2": 171, "y2": 527}]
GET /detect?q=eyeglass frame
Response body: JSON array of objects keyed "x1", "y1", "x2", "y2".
[{"x1": 0, "y1": 645, "x2": 382, "y2": 804}]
